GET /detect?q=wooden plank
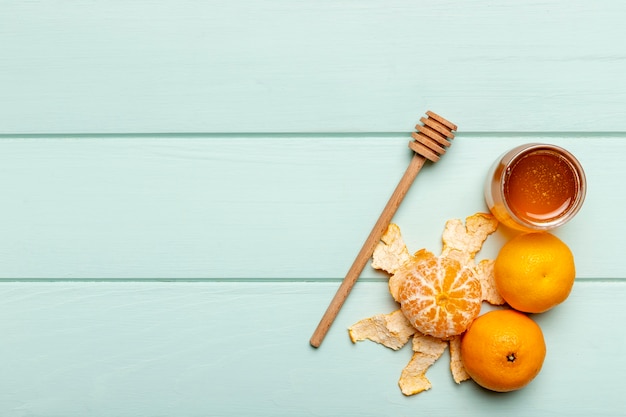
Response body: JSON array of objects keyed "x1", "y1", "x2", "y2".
[
  {"x1": 1, "y1": 1, "x2": 625, "y2": 133},
  {"x1": 0, "y1": 280, "x2": 623, "y2": 416},
  {"x1": 0, "y1": 135, "x2": 620, "y2": 279}
]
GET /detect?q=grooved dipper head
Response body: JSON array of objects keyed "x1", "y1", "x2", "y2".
[{"x1": 409, "y1": 111, "x2": 457, "y2": 162}]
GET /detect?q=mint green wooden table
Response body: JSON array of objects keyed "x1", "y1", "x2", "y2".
[{"x1": 1, "y1": 1, "x2": 625, "y2": 415}]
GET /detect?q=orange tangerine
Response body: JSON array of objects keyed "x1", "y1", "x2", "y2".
[
  {"x1": 461, "y1": 309, "x2": 546, "y2": 392},
  {"x1": 393, "y1": 249, "x2": 482, "y2": 339},
  {"x1": 494, "y1": 232, "x2": 575, "y2": 313}
]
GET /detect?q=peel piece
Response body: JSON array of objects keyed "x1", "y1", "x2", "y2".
[
  {"x1": 398, "y1": 333, "x2": 448, "y2": 396},
  {"x1": 441, "y1": 213, "x2": 498, "y2": 266},
  {"x1": 476, "y1": 259, "x2": 505, "y2": 305},
  {"x1": 372, "y1": 223, "x2": 411, "y2": 275},
  {"x1": 348, "y1": 310, "x2": 415, "y2": 350},
  {"x1": 449, "y1": 335, "x2": 470, "y2": 383}
]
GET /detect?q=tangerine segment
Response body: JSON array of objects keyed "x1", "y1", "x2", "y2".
[{"x1": 393, "y1": 249, "x2": 482, "y2": 339}]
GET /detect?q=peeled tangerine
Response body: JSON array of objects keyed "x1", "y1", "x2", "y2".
[
  {"x1": 349, "y1": 213, "x2": 503, "y2": 395},
  {"x1": 391, "y1": 249, "x2": 482, "y2": 339}
]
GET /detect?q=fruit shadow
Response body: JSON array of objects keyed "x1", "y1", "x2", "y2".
[{"x1": 467, "y1": 380, "x2": 527, "y2": 402}]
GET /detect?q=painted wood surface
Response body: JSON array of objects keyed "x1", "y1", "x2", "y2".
[
  {"x1": 1, "y1": 1, "x2": 625, "y2": 416},
  {"x1": 0, "y1": 135, "x2": 621, "y2": 280},
  {"x1": 0, "y1": 281, "x2": 624, "y2": 416},
  {"x1": 1, "y1": 1, "x2": 626, "y2": 133}
]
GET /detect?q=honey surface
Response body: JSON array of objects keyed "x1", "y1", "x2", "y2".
[{"x1": 505, "y1": 151, "x2": 577, "y2": 222}]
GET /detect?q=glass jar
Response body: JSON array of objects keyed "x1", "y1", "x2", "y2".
[{"x1": 484, "y1": 143, "x2": 586, "y2": 231}]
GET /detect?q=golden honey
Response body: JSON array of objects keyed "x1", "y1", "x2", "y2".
[{"x1": 484, "y1": 144, "x2": 586, "y2": 231}]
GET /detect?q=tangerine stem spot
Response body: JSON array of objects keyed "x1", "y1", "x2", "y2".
[{"x1": 507, "y1": 353, "x2": 516, "y2": 362}]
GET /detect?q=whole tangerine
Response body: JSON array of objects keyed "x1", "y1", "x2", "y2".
[
  {"x1": 460, "y1": 309, "x2": 546, "y2": 392},
  {"x1": 494, "y1": 232, "x2": 575, "y2": 313}
]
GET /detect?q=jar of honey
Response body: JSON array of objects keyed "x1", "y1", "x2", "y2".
[{"x1": 484, "y1": 143, "x2": 586, "y2": 231}]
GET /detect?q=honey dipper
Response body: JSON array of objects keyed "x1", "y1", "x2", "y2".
[{"x1": 310, "y1": 111, "x2": 457, "y2": 348}]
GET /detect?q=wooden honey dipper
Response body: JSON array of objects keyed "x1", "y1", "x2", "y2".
[{"x1": 310, "y1": 111, "x2": 457, "y2": 348}]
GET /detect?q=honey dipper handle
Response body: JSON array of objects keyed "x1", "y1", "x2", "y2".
[{"x1": 309, "y1": 153, "x2": 427, "y2": 348}]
